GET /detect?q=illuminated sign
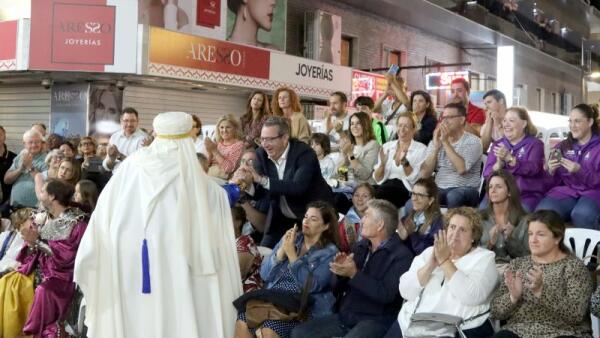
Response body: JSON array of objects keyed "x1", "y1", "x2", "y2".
[{"x1": 425, "y1": 71, "x2": 469, "y2": 90}]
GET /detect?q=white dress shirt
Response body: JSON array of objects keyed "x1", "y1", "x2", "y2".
[
  {"x1": 373, "y1": 139, "x2": 427, "y2": 190},
  {"x1": 0, "y1": 230, "x2": 24, "y2": 272},
  {"x1": 103, "y1": 128, "x2": 149, "y2": 171},
  {"x1": 262, "y1": 144, "x2": 296, "y2": 219}
]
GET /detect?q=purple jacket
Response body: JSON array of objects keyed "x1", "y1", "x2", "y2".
[
  {"x1": 548, "y1": 134, "x2": 600, "y2": 208},
  {"x1": 483, "y1": 135, "x2": 547, "y2": 210}
]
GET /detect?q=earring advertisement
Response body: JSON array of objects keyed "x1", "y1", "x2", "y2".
[
  {"x1": 50, "y1": 83, "x2": 89, "y2": 139},
  {"x1": 226, "y1": 0, "x2": 287, "y2": 51}
]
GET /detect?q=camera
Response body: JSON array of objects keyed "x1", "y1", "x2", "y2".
[{"x1": 41, "y1": 79, "x2": 53, "y2": 90}]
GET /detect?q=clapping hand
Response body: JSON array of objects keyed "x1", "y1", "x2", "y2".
[
  {"x1": 433, "y1": 230, "x2": 451, "y2": 266},
  {"x1": 525, "y1": 265, "x2": 543, "y2": 298},
  {"x1": 493, "y1": 144, "x2": 510, "y2": 162},
  {"x1": 20, "y1": 151, "x2": 33, "y2": 171},
  {"x1": 378, "y1": 148, "x2": 388, "y2": 166},
  {"x1": 504, "y1": 269, "x2": 524, "y2": 304},
  {"x1": 281, "y1": 225, "x2": 299, "y2": 263},
  {"x1": 204, "y1": 137, "x2": 217, "y2": 154},
  {"x1": 329, "y1": 252, "x2": 357, "y2": 278}
]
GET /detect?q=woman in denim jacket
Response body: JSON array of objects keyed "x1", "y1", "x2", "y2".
[{"x1": 235, "y1": 201, "x2": 339, "y2": 338}]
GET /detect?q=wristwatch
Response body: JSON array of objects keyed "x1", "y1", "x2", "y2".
[{"x1": 349, "y1": 155, "x2": 356, "y2": 161}]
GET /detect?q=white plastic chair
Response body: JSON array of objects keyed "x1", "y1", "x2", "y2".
[{"x1": 564, "y1": 228, "x2": 600, "y2": 338}]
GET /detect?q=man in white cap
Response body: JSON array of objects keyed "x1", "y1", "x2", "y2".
[{"x1": 74, "y1": 112, "x2": 242, "y2": 338}]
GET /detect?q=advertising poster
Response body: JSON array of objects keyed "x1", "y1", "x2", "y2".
[
  {"x1": 50, "y1": 83, "x2": 89, "y2": 138},
  {"x1": 350, "y1": 70, "x2": 388, "y2": 107},
  {"x1": 0, "y1": 20, "x2": 17, "y2": 71},
  {"x1": 139, "y1": 0, "x2": 227, "y2": 40},
  {"x1": 88, "y1": 84, "x2": 123, "y2": 136},
  {"x1": 29, "y1": 0, "x2": 138, "y2": 73},
  {"x1": 226, "y1": 0, "x2": 286, "y2": 51}
]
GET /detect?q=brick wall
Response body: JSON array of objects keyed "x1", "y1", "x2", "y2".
[{"x1": 286, "y1": 0, "x2": 582, "y2": 110}]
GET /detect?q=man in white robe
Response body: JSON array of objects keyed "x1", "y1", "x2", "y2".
[{"x1": 74, "y1": 112, "x2": 242, "y2": 338}]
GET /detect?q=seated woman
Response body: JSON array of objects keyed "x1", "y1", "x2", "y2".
[
  {"x1": 338, "y1": 183, "x2": 374, "y2": 253},
  {"x1": 391, "y1": 207, "x2": 498, "y2": 338},
  {"x1": 57, "y1": 158, "x2": 81, "y2": 186},
  {"x1": 480, "y1": 170, "x2": 529, "y2": 266},
  {"x1": 0, "y1": 208, "x2": 33, "y2": 276},
  {"x1": 272, "y1": 87, "x2": 311, "y2": 143},
  {"x1": 410, "y1": 90, "x2": 438, "y2": 146},
  {"x1": 235, "y1": 201, "x2": 339, "y2": 338},
  {"x1": 536, "y1": 103, "x2": 600, "y2": 229},
  {"x1": 5, "y1": 179, "x2": 87, "y2": 337},
  {"x1": 34, "y1": 149, "x2": 64, "y2": 200},
  {"x1": 491, "y1": 210, "x2": 593, "y2": 338},
  {"x1": 204, "y1": 114, "x2": 245, "y2": 180},
  {"x1": 241, "y1": 91, "x2": 271, "y2": 149},
  {"x1": 310, "y1": 133, "x2": 338, "y2": 186},
  {"x1": 74, "y1": 179, "x2": 99, "y2": 213},
  {"x1": 397, "y1": 178, "x2": 443, "y2": 256},
  {"x1": 340, "y1": 112, "x2": 380, "y2": 187},
  {"x1": 232, "y1": 205, "x2": 263, "y2": 293},
  {"x1": 373, "y1": 112, "x2": 427, "y2": 208},
  {"x1": 483, "y1": 107, "x2": 545, "y2": 211}
]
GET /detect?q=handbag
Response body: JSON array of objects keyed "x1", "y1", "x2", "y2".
[
  {"x1": 244, "y1": 271, "x2": 314, "y2": 329},
  {"x1": 404, "y1": 288, "x2": 489, "y2": 338}
]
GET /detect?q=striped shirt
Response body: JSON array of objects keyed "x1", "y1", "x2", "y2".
[{"x1": 427, "y1": 132, "x2": 482, "y2": 189}]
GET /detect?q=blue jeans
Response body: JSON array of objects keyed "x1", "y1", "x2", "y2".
[
  {"x1": 536, "y1": 196, "x2": 600, "y2": 230},
  {"x1": 439, "y1": 187, "x2": 480, "y2": 208},
  {"x1": 291, "y1": 314, "x2": 389, "y2": 338}
]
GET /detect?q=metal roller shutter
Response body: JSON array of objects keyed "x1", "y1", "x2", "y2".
[
  {"x1": 123, "y1": 86, "x2": 247, "y2": 132},
  {"x1": 0, "y1": 85, "x2": 51, "y2": 152}
]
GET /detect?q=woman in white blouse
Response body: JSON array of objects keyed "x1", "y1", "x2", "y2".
[
  {"x1": 388, "y1": 207, "x2": 498, "y2": 338},
  {"x1": 373, "y1": 112, "x2": 427, "y2": 208},
  {"x1": 0, "y1": 208, "x2": 33, "y2": 276}
]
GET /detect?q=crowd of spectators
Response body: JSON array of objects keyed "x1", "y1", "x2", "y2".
[{"x1": 0, "y1": 80, "x2": 600, "y2": 338}]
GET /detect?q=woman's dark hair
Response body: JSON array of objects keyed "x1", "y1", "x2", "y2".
[
  {"x1": 483, "y1": 170, "x2": 526, "y2": 226},
  {"x1": 241, "y1": 91, "x2": 271, "y2": 127},
  {"x1": 349, "y1": 112, "x2": 375, "y2": 144},
  {"x1": 410, "y1": 90, "x2": 436, "y2": 118},
  {"x1": 227, "y1": 0, "x2": 243, "y2": 12},
  {"x1": 191, "y1": 114, "x2": 203, "y2": 137},
  {"x1": 60, "y1": 141, "x2": 77, "y2": 153},
  {"x1": 561, "y1": 103, "x2": 600, "y2": 152},
  {"x1": 309, "y1": 133, "x2": 331, "y2": 156},
  {"x1": 354, "y1": 96, "x2": 374, "y2": 110},
  {"x1": 76, "y1": 179, "x2": 99, "y2": 211},
  {"x1": 306, "y1": 201, "x2": 339, "y2": 249},
  {"x1": 526, "y1": 209, "x2": 570, "y2": 253},
  {"x1": 45, "y1": 179, "x2": 75, "y2": 207},
  {"x1": 406, "y1": 178, "x2": 441, "y2": 235}
]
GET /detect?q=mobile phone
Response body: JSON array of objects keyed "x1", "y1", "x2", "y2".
[
  {"x1": 86, "y1": 157, "x2": 104, "y2": 173},
  {"x1": 388, "y1": 64, "x2": 399, "y2": 75},
  {"x1": 550, "y1": 148, "x2": 562, "y2": 162}
]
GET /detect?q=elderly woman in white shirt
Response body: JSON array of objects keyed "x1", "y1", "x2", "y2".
[
  {"x1": 373, "y1": 112, "x2": 427, "y2": 208},
  {"x1": 387, "y1": 207, "x2": 498, "y2": 338}
]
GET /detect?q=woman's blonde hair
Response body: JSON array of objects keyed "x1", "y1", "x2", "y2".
[
  {"x1": 9, "y1": 207, "x2": 34, "y2": 230},
  {"x1": 443, "y1": 207, "x2": 483, "y2": 247},
  {"x1": 215, "y1": 114, "x2": 242, "y2": 142}
]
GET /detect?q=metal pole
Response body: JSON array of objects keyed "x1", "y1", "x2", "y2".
[{"x1": 582, "y1": 39, "x2": 588, "y2": 103}]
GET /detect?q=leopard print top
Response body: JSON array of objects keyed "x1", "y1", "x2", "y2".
[{"x1": 490, "y1": 254, "x2": 593, "y2": 338}]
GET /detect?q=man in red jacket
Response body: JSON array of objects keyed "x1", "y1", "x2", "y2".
[{"x1": 450, "y1": 77, "x2": 486, "y2": 136}]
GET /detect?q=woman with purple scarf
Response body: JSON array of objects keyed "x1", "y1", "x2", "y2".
[
  {"x1": 17, "y1": 179, "x2": 87, "y2": 337},
  {"x1": 536, "y1": 103, "x2": 600, "y2": 229},
  {"x1": 483, "y1": 107, "x2": 546, "y2": 211}
]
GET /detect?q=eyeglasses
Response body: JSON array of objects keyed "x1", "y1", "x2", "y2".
[
  {"x1": 260, "y1": 135, "x2": 283, "y2": 144},
  {"x1": 410, "y1": 192, "x2": 430, "y2": 199}
]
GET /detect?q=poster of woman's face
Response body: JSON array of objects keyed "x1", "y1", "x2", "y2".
[
  {"x1": 88, "y1": 85, "x2": 123, "y2": 136},
  {"x1": 139, "y1": 0, "x2": 228, "y2": 40},
  {"x1": 227, "y1": 0, "x2": 287, "y2": 51}
]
